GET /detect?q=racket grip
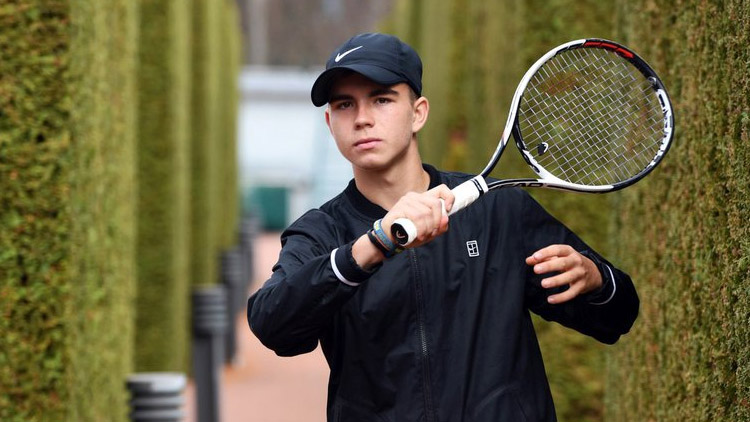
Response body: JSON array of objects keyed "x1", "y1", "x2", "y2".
[{"x1": 391, "y1": 176, "x2": 488, "y2": 246}]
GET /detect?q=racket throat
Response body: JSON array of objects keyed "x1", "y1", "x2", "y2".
[{"x1": 489, "y1": 178, "x2": 613, "y2": 192}]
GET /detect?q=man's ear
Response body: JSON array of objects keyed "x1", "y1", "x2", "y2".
[
  {"x1": 325, "y1": 106, "x2": 333, "y2": 133},
  {"x1": 411, "y1": 96, "x2": 429, "y2": 134}
]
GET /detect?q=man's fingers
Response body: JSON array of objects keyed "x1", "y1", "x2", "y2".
[
  {"x1": 540, "y1": 268, "x2": 583, "y2": 289},
  {"x1": 547, "y1": 282, "x2": 584, "y2": 304},
  {"x1": 532, "y1": 256, "x2": 562, "y2": 274},
  {"x1": 533, "y1": 253, "x2": 584, "y2": 275},
  {"x1": 526, "y1": 245, "x2": 603, "y2": 304},
  {"x1": 427, "y1": 184, "x2": 455, "y2": 213},
  {"x1": 383, "y1": 185, "x2": 456, "y2": 247},
  {"x1": 400, "y1": 193, "x2": 447, "y2": 241},
  {"x1": 526, "y1": 244, "x2": 575, "y2": 265}
]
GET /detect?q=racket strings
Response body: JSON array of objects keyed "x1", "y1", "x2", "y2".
[
  {"x1": 537, "y1": 59, "x2": 658, "y2": 184},
  {"x1": 518, "y1": 47, "x2": 665, "y2": 186}
]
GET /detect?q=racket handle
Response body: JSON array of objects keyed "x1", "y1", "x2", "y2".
[{"x1": 391, "y1": 176, "x2": 488, "y2": 246}]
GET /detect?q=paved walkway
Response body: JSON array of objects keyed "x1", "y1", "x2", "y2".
[{"x1": 184, "y1": 232, "x2": 329, "y2": 422}]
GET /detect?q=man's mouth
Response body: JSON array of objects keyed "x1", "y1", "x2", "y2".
[{"x1": 354, "y1": 138, "x2": 381, "y2": 149}]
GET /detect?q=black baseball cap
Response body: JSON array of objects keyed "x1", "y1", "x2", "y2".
[{"x1": 311, "y1": 33, "x2": 423, "y2": 107}]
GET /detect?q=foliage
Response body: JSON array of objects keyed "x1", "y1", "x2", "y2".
[
  {"x1": 216, "y1": 0, "x2": 241, "y2": 250},
  {"x1": 0, "y1": 6, "x2": 73, "y2": 420},
  {"x1": 190, "y1": 0, "x2": 222, "y2": 287},
  {"x1": 607, "y1": 1, "x2": 750, "y2": 420},
  {"x1": 1, "y1": 0, "x2": 242, "y2": 419},
  {"x1": 0, "y1": 0, "x2": 137, "y2": 420},
  {"x1": 134, "y1": 0, "x2": 192, "y2": 373},
  {"x1": 389, "y1": 0, "x2": 622, "y2": 420}
]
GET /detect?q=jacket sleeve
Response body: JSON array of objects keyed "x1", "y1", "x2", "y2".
[
  {"x1": 519, "y1": 191, "x2": 640, "y2": 344},
  {"x1": 247, "y1": 210, "x2": 376, "y2": 356}
]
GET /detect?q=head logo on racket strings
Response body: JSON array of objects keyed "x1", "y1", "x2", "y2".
[{"x1": 392, "y1": 38, "x2": 674, "y2": 246}]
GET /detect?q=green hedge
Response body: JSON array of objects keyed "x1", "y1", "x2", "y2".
[
  {"x1": 0, "y1": 4, "x2": 73, "y2": 419},
  {"x1": 2, "y1": 0, "x2": 242, "y2": 419},
  {"x1": 388, "y1": 1, "x2": 621, "y2": 420},
  {"x1": 134, "y1": 0, "x2": 242, "y2": 371},
  {"x1": 514, "y1": 4, "x2": 618, "y2": 419},
  {"x1": 190, "y1": 0, "x2": 222, "y2": 287},
  {"x1": 386, "y1": 0, "x2": 423, "y2": 50},
  {"x1": 216, "y1": 0, "x2": 241, "y2": 250},
  {"x1": 0, "y1": 1, "x2": 137, "y2": 421},
  {"x1": 607, "y1": 1, "x2": 750, "y2": 420},
  {"x1": 134, "y1": 0, "x2": 192, "y2": 373},
  {"x1": 414, "y1": 0, "x2": 454, "y2": 167},
  {"x1": 392, "y1": 0, "x2": 750, "y2": 420}
]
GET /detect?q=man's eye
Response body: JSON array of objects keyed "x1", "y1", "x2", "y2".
[
  {"x1": 376, "y1": 97, "x2": 391, "y2": 104},
  {"x1": 335, "y1": 101, "x2": 353, "y2": 109}
]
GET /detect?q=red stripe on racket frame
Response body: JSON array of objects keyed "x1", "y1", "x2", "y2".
[{"x1": 583, "y1": 40, "x2": 634, "y2": 59}]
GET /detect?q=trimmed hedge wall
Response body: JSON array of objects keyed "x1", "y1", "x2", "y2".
[
  {"x1": 66, "y1": 2, "x2": 138, "y2": 419},
  {"x1": 0, "y1": 1, "x2": 137, "y2": 421},
  {"x1": 0, "y1": 4, "x2": 75, "y2": 420},
  {"x1": 135, "y1": 0, "x2": 241, "y2": 371},
  {"x1": 514, "y1": 3, "x2": 617, "y2": 418},
  {"x1": 2, "y1": 0, "x2": 242, "y2": 419},
  {"x1": 190, "y1": 0, "x2": 222, "y2": 287},
  {"x1": 388, "y1": 1, "x2": 620, "y2": 420},
  {"x1": 389, "y1": 1, "x2": 750, "y2": 420},
  {"x1": 134, "y1": 0, "x2": 192, "y2": 372},
  {"x1": 216, "y1": 0, "x2": 241, "y2": 250},
  {"x1": 414, "y1": 0, "x2": 454, "y2": 167},
  {"x1": 607, "y1": 1, "x2": 750, "y2": 421}
]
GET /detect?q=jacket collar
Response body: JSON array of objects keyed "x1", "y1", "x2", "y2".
[{"x1": 344, "y1": 163, "x2": 442, "y2": 220}]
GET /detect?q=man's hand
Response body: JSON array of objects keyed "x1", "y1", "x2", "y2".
[
  {"x1": 526, "y1": 245, "x2": 602, "y2": 304},
  {"x1": 352, "y1": 185, "x2": 454, "y2": 270},
  {"x1": 381, "y1": 184, "x2": 455, "y2": 249}
]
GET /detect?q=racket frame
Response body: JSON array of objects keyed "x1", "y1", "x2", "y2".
[
  {"x1": 483, "y1": 38, "x2": 674, "y2": 193},
  {"x1": 392, "y1": 38, "x2": 674, "y2": 246}
]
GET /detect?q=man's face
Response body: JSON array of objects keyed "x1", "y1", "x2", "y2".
[{"x1": 325, "y1": 73, "x2": 427, "y2": 172}]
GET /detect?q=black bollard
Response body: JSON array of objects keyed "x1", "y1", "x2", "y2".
[
  {"x1": 238, "y1": 215, "x2": 259, "y2": 295},
  {"x1": 221, "y1": 248, "x2": 245, "y2": 364},
  {"x1": 192, "y1": 286, "x2": 228, "y2": 422},
  {"x1": 126, "y1": 372, "x2": 186, "y2": 422}
]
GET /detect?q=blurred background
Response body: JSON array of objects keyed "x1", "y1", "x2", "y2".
[
  {"x1": 1, "y1": 1, "x2": 748, "y2": 422},
  {"x1": 237, "y1": 0, "x2": 395, "y2": 228}
]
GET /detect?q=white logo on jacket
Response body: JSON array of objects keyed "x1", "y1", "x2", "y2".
[{"x1": 466, "y1": 240, "x2": 479, "y2": 257}]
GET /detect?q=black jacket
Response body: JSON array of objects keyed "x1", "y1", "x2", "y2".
[{"x1": 247, "y1": 164, "x2": 639, "y2": 422}]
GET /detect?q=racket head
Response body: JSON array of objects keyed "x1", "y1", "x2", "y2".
[{"x1": 505, "y1": 39, "x2": 674, "y2": 191}]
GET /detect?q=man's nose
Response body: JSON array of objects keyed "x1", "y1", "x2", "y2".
[{"x1": 354, "y1": 104, "x2": 374, "y2": 129}]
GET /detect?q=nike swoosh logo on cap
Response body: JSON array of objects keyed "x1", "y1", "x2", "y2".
[{"x1": 335, "y1": 46, "x2": 363, "y2": 62}]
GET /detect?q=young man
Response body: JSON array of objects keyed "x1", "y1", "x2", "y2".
[{"x1": 247, "y1": 33, "x2": 638, "y2": 421}]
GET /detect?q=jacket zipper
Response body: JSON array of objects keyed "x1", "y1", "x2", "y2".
[{"x1": 409, "y1": 249, "x2": 436, "y2": 422}]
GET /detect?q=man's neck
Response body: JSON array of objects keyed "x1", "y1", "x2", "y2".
[{"x1": 352, "y1": 156, "x2": 430, "y2": 211}]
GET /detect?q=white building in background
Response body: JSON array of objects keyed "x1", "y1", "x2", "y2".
[{"x1": 238, "y1": 66, "x2": 353, "y2": 229}]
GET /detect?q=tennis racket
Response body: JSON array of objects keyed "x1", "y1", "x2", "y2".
[{"x1": 392, "y1": 38, "x2": 674, "y2": 246}]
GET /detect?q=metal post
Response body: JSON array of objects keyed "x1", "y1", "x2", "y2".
[
  {"x1": 126, "y1": 372, "x2": 186, "y2": 422},
  {"x1": 192, "y1": 286, "x2": 228, "y2": 422},
  {"x1": 221, "y1": 248, "x2": 245, "y2": 364},
  {"x1": 239, "y1": 215, "x2": 259, "y2": 294}
]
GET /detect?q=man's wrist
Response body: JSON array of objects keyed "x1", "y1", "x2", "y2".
[
  {"x1": 372, "y1": 219, "x2": 404, "y2": 257},
  {"x1": 332, "y1": 239, "x2": 380, "y2": 286},
  {"x1": 580, "y1": 250, "x2": 616, "y2": 305},
  {"x1": 352, "y1": 234, "x2": 386, "y2": 270}
]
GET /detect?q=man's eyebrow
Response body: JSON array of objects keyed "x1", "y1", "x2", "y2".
[
  {"x1": 328, "y1": 87, "x2": 399, "y2": 104},
  {"x1": 369, "y1": 87, "x2": 399, "y2": 97},
  {"x1": 328, "y1": 93, "x2": 353, "y2": 104}
]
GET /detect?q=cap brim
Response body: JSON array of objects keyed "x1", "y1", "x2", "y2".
[{"x1": 310, "y1": 64, "x2": 405, "y2": 107}]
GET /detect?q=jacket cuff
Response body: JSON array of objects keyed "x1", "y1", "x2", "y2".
[
  {"x1": 330, "y1": 241, "x2": 378, "y2": 286},
  {"x1": 580, "y1": 250, "x2": 617, "y2": 305}
]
